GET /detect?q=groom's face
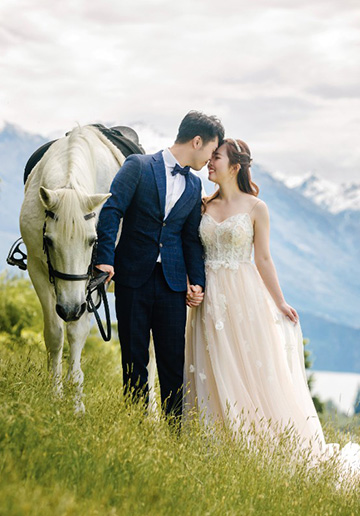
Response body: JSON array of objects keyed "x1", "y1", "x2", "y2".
[{"x1": 191, "y1": 137, "x2": 219, "y2": 171}]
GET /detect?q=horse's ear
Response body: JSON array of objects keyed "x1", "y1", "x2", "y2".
[
  {"x1": 39, "y1": 187, "x2": 59, "y2": 209},
  {"x1": 86, "y1": 193, "x2": 111, "y2": 211}
]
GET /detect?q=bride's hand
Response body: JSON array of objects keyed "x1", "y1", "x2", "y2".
[
  {"x1": 186, "y1": 285, "x2": 204, "y2": 308},
  {"x1": 277, "y1": 302, "x2": 299, "y2": 324}
]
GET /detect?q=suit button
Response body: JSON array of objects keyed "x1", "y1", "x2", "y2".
[
  {"x1": 159, "y1": 243, "x2": 163, "y2": 248},
  {"x1": 163, "y1": 222, "x2": 166, "y2": 227}
]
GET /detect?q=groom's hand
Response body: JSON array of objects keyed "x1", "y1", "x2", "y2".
[
  {"x1": 95, "y1": 264, "x2": 114, "y2": 283},
  {"x1": 186, "y1": 284, "x2": 204, "y2": 308}
]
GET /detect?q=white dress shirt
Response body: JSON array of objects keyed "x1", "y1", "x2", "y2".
[
  {"x1": 162, "y1": 147, "x2": 186, "y2": 218},
  {"x1": 157, "y1": 148, "x2": 186, "y2": 262}
]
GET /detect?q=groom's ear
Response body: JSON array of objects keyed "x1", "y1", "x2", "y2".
[{"x1": 192, "y1": 135, "x2": 202, "y2": 149}]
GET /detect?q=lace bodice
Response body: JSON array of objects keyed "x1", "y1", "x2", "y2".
[{"x1": 200, "y1": 213, "x2": 254, "y2": 270}]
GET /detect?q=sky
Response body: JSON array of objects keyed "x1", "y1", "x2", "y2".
[{"x1": 1, "y1": 0, "x2": 360, "y2": 183}]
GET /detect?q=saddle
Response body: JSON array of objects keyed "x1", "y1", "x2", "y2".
[{"x1": 23, "y1": 124, "x2": 145, "y2": 184}]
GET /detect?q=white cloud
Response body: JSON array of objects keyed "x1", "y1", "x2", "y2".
[{"x1": 0, "y1": 0, "x2": 359, "y2": 182}]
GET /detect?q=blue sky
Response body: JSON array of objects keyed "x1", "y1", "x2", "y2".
[{"x1": 1, "y1": 0, "x2": 359, "y2": 183}]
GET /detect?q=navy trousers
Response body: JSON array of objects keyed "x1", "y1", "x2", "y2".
[{"x1": 115, "y1": 263, "x2": 187, "y2": 417}]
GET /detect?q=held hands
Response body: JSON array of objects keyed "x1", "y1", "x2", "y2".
[
  {"x1": 186, "y1": 284, "x2": 204, "y2": 308},
  {"x1": 277, "y1": 301, "x2": 299, "y2": 324},
  {"x1": 95, "y1": 264, "x2": 114, "y2": 283}
]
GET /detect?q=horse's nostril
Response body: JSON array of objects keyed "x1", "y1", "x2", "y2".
[
  {"x1": 76, "y1": 303, "x2": 87, "y2": 319},
  {"x1": 56, "y1": 303, "x2": 86, "y2": 322},
  {"x1": 56, "y1": 303, "x2": 68, "y2": 321}
]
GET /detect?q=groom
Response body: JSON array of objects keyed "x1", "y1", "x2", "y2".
[{"x1": 96, "y1": 111, "x2": 224, "y2": 418}]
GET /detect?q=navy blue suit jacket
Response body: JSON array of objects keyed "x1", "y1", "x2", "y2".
[{"x1": 96, "y1": 151, "x2": 205, "y2": 292}]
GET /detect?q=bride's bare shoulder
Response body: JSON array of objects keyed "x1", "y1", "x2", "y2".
[
  {"x1": 250, "y1": 199, "x2": 270, "y2": 225},
  {"x1": 250, "y1": 197, "x2": 267, "y2": 213}
]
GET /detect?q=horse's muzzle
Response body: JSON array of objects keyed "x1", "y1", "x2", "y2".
[{"x1": 56, "y1": 302, "x2": 87, "y2": 322}]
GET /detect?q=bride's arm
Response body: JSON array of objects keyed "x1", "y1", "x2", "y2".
[{"x1": 253, "y1": 201, "x2": 298, "y2": 323}]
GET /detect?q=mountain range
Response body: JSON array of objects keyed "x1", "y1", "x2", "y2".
[
  {"x1": 0, "y1": 122, "x2": 359, "y2": 373},
  {"x1": 274, "y1": 171, "x2": 360, "y2": 214}
]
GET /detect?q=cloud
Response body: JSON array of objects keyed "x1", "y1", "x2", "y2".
[
  {"x1": 0, "y1": 0, "x2": 359, "y2": 182},
  {"x1": 307, "y1": 84, "x2": 360, "y2": 100}
]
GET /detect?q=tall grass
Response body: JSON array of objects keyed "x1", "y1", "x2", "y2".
[{"x1": 0, "y1": 276, "x2": 359, "y2": 515}]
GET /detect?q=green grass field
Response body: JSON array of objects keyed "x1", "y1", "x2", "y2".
[{"x1": 1, "y1": 276, "x2": 359, "y2": 515}]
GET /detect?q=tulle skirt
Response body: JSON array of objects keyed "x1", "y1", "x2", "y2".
[{"x1": 185, "y1": 263, "x2": 336, "y2": 458}]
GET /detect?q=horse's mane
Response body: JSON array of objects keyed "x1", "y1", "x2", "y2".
[
  {"x1": 51, "y1": 188, "x2": 92, "y2": 243},
  {"x1": 67, "y1": 127, "x2": 97, "y2": 192},
  {"x1": 39, "y1": 125, "x2": 123, "y2": 243}
]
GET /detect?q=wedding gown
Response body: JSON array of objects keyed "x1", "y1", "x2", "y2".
[{"x1": 184, "y1": 211, "x2": 360, "y2": 477}]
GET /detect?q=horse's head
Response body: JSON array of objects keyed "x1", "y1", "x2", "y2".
[{"x1": 40, "y1": 186, "x2": 110, "y2": 322}]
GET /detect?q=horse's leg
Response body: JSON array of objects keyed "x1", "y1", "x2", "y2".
[
  {"x1": 27, "y1": 260, "x2": 64, "y2": 396},
  {"x1": 65, "y1": 311, "x2": 92, "y2": 413},
  {"x1": 148, "y1": 337, "x2": 158, "y2": 416}
]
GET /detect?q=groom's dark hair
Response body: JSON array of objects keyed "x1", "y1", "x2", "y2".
[{"x1": 175, "y1": 111, "x2": 224, "y2": 145}]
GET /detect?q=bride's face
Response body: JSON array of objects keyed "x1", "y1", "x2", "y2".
[{"x1": 207, "y1": 144, "x2": 233, "y2": 184}]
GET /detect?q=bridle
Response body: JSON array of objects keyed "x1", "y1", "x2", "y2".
[
  {"x1": 42, "y1": 209, "x2": 111, "y2": 341},
  {"x1": 42, "y1": 209, "x2": 97, "y2": 284}
]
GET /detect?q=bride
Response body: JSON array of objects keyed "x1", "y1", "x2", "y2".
[{"x1": 184, "y1": 137, "x2": 360, "y2": 477}]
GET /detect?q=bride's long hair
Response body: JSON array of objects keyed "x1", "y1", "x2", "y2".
[{"x1": 202, "y1": 138, "x2": 259, "y2": 211}]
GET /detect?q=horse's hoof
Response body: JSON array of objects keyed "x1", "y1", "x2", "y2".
[
  {"x1": 53, "y1": 385, "x2": 64, "y2": 400},
  {"x1": 74, "y1": 400, "x2": 85, "y2": 415}
]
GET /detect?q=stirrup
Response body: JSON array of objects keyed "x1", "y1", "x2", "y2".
[{"x1": 7, "y1": 238, "x2": 28, "y2": 270}]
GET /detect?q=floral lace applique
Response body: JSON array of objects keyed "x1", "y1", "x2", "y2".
[
  {"x1": 200, "y1": 213, "x2": 254, "y2": 271},
  {"x1": 199, "y1": 372, "x2": 207, "y2": 383},
  {"x1": 205, "y1": 291, "x2": 228, "y2": 330}
]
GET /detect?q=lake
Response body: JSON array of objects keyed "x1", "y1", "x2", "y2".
[{"x1": 308, "y1": 370, "x2": 360, "y2": 416}]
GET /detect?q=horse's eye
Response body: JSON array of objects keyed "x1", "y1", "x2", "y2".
[
  {"x1": 44, "y1": 235, "x2": 53, "y2": 247},
  {"x1": 88, "y1": 237, "x2": 97, "y2": 247}
]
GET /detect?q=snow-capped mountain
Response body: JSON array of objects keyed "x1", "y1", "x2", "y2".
[
  {"x1": 1, "y1": 122, "x2": 359, "y2": 373},
  {"x1": 273, "y1": 171, "x2": 360, "y2": 214}
]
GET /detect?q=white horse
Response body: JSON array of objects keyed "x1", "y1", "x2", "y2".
[{"x1": 20, "y1": 125, "x2": 155, "y2": 412}]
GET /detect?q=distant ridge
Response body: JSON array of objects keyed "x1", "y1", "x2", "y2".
[
  {"x1": 299, "y1": 311, "x2": 360, "y2": 373},
  {"x1": 273, "y1": 170, "x2": 360, "y2": 213}
]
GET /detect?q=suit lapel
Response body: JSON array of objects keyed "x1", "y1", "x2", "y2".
[
  {"x1": 151, "y1": 151, "x2": 166, "y2": 218},
  {"x1": 165, "y1": 172, "x2": 196, "y2": 222}
]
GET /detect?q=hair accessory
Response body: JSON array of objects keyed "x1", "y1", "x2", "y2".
[{"x1": 231, "y1": 139, "x2": 242, "y2": 153}]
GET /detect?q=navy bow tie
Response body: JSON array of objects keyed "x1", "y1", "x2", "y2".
[{"x1": 171, "y1": 163, "x2": 190, "y2": 176}]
